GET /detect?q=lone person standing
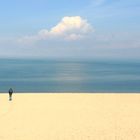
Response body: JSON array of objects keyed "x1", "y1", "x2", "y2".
[{"x1": 9, "y1": 88, "x2": 13, "y2": 101}]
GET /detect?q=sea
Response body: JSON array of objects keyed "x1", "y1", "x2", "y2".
[{"x1": 0, "y1": 58, "x2": 140, "y2": 93}]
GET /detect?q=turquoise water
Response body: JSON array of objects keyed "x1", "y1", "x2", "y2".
[{"x1": 0, "y1": 59, "x2": 140, "y2": 93}]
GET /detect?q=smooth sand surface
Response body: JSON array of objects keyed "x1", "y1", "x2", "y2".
[{"x1": 0, "y1": 93, "x2": 140, "y2": 140}]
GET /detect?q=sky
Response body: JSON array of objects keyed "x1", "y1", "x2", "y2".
[{"x1": 0, "y1": 0, "x2": 140, "y2": 60}]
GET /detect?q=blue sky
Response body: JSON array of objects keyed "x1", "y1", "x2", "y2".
[{"x1": 0, "y1": 0, "x2": 140, "y2": 60}]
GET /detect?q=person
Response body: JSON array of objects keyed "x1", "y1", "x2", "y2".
[{"x1": 9, "y1": 88, "x2": 13, "y2": 101}]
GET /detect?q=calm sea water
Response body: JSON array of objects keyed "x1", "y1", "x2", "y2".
[{"x1": 0, "y1": 59, "x2": 140, "y2": 93}]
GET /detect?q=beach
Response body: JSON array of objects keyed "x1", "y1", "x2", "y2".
[{"x1": 0, "y1": 93, "x2": 140, "y2": 140}]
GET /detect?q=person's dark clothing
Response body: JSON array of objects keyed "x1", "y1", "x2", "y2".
[{"x1": 9, "y1": 88, "x2": 13, "y2": 101}]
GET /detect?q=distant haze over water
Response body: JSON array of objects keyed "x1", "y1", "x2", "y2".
[{"x1": 0, "y1": 59, "x2": 140, "y2": 93}]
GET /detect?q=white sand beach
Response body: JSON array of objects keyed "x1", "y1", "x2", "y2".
[{"x1": 0, "y1": 93, "x2": 140, "y2": 140}]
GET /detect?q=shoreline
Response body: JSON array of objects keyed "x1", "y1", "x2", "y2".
[{"x1": 1, "y1": 92, "x2": 140, "y2": 94}]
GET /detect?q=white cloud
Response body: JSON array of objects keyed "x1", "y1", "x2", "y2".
[
  {"x1": 18, "y1": 16, "x2": 94, "y2": 43},
  {"x1": 91, "y1": 0, "x2": 105, "y2": 6}
]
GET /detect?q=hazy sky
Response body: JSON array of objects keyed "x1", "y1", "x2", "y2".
[{"x1": 0, "y1": 0, "x2": 140, "y2": 60}]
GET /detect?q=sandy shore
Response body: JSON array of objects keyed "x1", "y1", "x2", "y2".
[{"x1": 0, "y1": 93, "x2": 140, "y2": 140}]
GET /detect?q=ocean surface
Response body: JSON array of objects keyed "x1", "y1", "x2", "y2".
[{"x1": 0, "y1": 59, "x2": 140, "y2": 93}]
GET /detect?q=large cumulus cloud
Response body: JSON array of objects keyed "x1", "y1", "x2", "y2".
[{"x1": 19, "y1": 16, "x2": 94, "y2": 43}]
